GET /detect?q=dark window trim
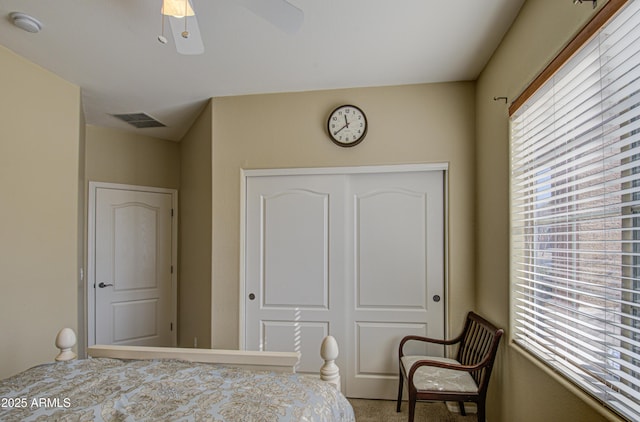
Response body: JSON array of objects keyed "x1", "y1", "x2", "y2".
[{"x1": 509, "y1": 0, "x2": 628, "y2": 116}]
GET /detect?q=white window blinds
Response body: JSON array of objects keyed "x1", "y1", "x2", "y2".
[{"x1": 510, "y1": 1, "x2": 640, "y2": 420}]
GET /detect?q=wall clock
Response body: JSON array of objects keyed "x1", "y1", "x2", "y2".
[{"x1": 326, "y1": 104, "x2": 368, "y2": 147}]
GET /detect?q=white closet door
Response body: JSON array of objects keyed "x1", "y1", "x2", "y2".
[
  {"x1": 245, "y1": 174, "x2": 348, "y2": 375},
  {"x1": 346, "y1": 171, "x2": 444, "y2": 399},
  {"x1": 244, "y1": 168, "x2": 444, "y2": 398}
]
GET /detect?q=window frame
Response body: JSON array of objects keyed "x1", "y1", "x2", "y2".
[
  {"x1": 509, "y1": 1, "x2": 640, "y2": 420},
  {"x1": 509, "y1": 0, "x2": 628, "y2": 116}
]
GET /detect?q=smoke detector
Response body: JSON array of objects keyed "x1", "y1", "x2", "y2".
[{"x1": 10, "y1": 12, "x2": 42, "y2": 33}]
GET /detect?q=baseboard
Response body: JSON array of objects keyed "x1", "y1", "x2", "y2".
[{"x1": 446, "y1": 401, "x2": 477, "y2": 414}]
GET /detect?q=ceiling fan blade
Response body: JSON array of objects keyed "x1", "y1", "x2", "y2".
[
  {"x1": 168, "y1": 15, "x2": 205, "y2": 55},
  {"x1": 238, "y1": 0, "x2": 304, "y2": 34}
]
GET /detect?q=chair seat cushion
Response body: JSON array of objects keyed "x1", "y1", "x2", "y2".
[{"x1": 401, "y1": 356, "x2": 478, "y2": 393}]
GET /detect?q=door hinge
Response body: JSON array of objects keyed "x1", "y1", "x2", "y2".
[
  {"x1": 170, "y1": 322, "x2": 173, "y2": 331},
  {"x1": 171, "y1": 265, "x2": 174, "y2": 274},
  {"x1": 171, "y1": 208, "x2": 174, "y2": 217}
]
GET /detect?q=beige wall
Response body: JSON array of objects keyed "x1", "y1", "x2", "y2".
[
  {"x1": 85, "y1": 125, "x2": 180, "y2": 189},
  {"x1": 0, "y1": 46, "x2": 81, "y2": 378},
  {"x1": 178, "y1": 101, "x2": 212, "y2": 348},
  {"x1": 211, "y1": 82, "x2": 476, "y2": 348},
  {"x1": 476, "y1": 0, "x2": 622, "y2": 421}
]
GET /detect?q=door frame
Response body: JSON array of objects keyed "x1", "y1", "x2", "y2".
[
  {"x1": 87, "y1": 182, "x2": 178, "y2": 347},
  {"x1": 239, "y1": 163, "x2": 450, "y2": 349}
]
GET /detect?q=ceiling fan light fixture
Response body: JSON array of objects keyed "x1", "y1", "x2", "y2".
[{"x1": 161, "y1": 0, "x2": 195, "y2": 18}]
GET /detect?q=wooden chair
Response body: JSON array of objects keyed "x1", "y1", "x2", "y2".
[{"x1": 396, "y1": 312, "x2": 504, "y2": 422}]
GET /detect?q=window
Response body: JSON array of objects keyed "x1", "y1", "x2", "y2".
[{"x1": 510, "y1": 1, "x2": 640, "y2": 420}]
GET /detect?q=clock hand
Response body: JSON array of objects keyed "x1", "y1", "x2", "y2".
[{"x1": 333, "y1": 124, "x2": 348, "y2": 136}]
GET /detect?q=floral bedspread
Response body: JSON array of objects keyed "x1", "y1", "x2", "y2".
[{"x1": 0, "y1": 358, "x2": 355, "y2": 421}]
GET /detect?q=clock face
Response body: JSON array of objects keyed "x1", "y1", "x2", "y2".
[{"x1": 327, "y1": 105, "x2": 368, "y2": 147}]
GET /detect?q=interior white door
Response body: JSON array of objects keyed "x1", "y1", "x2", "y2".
[
  {"x1": 94, "y1": 187, "x2": 174, "y2": 346},
  {"x1": 245, "y1": 174, "x2": 347, "y2": 375},
  {"x1": 345, "y1": 171, "x2": 444, "y2": 399},
  {"x1": 243, "y1": 167, "x2": 444, "y2": 398}
]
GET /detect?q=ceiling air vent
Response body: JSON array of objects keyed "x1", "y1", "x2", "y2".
[{"x1": 111, "y1": 113, "x2": 166, "y2": 128}]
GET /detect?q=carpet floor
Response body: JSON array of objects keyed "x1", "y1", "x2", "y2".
[{"x1": 348, "y1": 399, "x2": 478, "y2": 422}]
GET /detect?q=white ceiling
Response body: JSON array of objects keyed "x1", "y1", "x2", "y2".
[{"x1": 0, "y1": 0, "x2": 525, "y2": 141}]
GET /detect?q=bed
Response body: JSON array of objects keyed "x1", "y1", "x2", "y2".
[{"x1": 0, "y1": 329, "x2": 354, "y2": 421}]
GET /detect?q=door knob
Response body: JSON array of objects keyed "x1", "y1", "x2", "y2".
[
  {"x1": 249, "y1": 293, "x2": 256, "y2": 300},
  {"x1": 98, "y1": 282, "x2": 114, "y2": 288},
  {"x1": 433, "y1": 295, "x2": 441, "y2": 302}
]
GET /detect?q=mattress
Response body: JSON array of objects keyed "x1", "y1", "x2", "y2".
[{"x1": 0, "y1": 358, "x2": 355, "y2": 421}]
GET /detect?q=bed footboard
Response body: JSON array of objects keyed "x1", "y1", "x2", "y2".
[
  {"x1": 54, "y1": 328, "x2": 77, "y2": 362},
  {"x1": 55, "y1": 328, "x2": 341, "y2": 388},
  {"x1": 88, "y1": 344, "x2": 300, "y2": 373},
  {"x1": 320, "y1": 335, "x2": 341, "y2": 391}
]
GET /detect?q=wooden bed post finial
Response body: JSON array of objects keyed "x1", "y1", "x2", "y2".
[
  {"x1": 55, "y1": 328, "x2": 77, "y2": 362},
  {"x1": 320, "y1": 335, "x2": 341, "y2": 391}
]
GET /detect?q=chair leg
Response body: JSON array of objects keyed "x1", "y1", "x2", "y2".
[
  {"x1": 458, "y1": 401, "x2": 466, "y2": 416},
  {"x1": 477, "y1": 401, "x2": 486, "y2": 422},
  {"x1": 408, "y1": 391, "x2": 417, "y2": 422},
  {"x1": 396, "y1": 370, "x2": 404, "y2": 412}
]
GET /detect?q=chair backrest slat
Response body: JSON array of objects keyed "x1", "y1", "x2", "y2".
[{"x1": 455, "y1": 312, "x2": 503, "y2": 387}]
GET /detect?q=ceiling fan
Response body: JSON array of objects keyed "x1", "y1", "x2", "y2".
[{"x1": 158, "y1": 0, "x2": 304, "y2": 55}]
